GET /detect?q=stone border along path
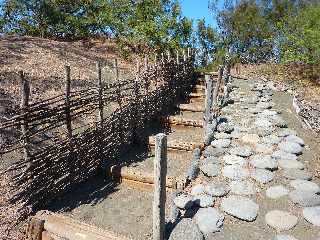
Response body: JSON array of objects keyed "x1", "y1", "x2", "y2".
[{"x1": 169, "y1": 77, "x2": 320, "y2": 240}]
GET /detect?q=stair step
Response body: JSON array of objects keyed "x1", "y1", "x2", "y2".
[
  {"x1": 177, "y1": 103, "x2": 204, "y2": 112},
  {"x1": 165, "y1": 116, "x2": 203, "y2": 127},
  {"x1": 149, "y1": 136, "x2": 203, "y2": 151}
]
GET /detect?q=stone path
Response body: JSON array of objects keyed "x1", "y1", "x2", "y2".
[{"x1": 170, "y1": 77, "x2": 320, "y2": 240}]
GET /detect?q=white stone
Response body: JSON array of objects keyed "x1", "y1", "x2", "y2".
[
  {"x1": 289, "y1": 179, "x2": 320, "y2": 193},
  {"x1": 278, "y1": 159, "x2": 304, "y2": 169},
  {"x1": 250, "y1": 155, "x2": 278, "y2": 170},
  {"x1": 278, "y1": 141, "x2": 303, "y2": 155},
  {"x1": 303, "y1": 206, "x2": 320, "y2": 226},
  {"x1": 221, "y1": 195, "x2": 259, "y2": 221},
  {"x1": 174, "y1": 194, "x2": 194, "y2": 209},
  {"x1": 266, "y1": 185, "x2": 289, "y2": 199},
  {"x1": 230, "y1": 180, "x2": 256, "y2": 195},
  {"x1": 191, "y1": 184, "x2": 206, "y2": 196},
  {"x1": 251, "y1": 169, "x2": 274, "y2": 184},
  {"x1": 241, "y1": 134, "x2": 260, "y2": 145},
  {"x1": 265, "y1": 210, "x2": 298, "y2": 231},
  {"x1": 222, "y1": 165, "x2": 249, "y2": 180},
  {"x1": 195, "y1": 207, "x2": 224, "y2": 234},
  {"x1": 285, "y1": 135, "x2": 304, "y2": 146},
  {"x1": 223, "y1": 155, "x2": 246, "y2": 166}
]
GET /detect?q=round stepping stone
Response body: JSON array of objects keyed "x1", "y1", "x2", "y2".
[
  {"x1": 168, "y1": 218, "x2": 203, "y2": 240},
  {"x1": 195, "y1": 207, "x2": 224, "y2": 234},
  {"x1": 278, "y1": 141, "x2": 303, "y2": 155},
  {"x1": 193, "y1": 194, "x2": 215, "y2": 208},
  {"x1": 200, "y1": 163, "x2": 220, "y2": 177},
  {"x1": 174, "y1": 193, "x2": 194, "y2": 209},
  {"x1": 303, "y1": 206, "x2": 320, "y2": 226},
  {"x1": 274, "y1": 235, "x2": 298, "y2": 240},
  {"x1": 255, "y1": 118, "x2": 273, "y2": 129},
  {"x1": 222, "y1": 165, "x2": 249, "y2": 180},
  {"x1": 202, "y1": 157, "x2": 218, "y2": 165},
  {"x1": 254, "y1": 144, "x2": 274, "y2": 154},
  {"x1": 191, "y1": 184, "x2": 206, "y2": 196},
  {"x1": 278, "y1": 159, "x2": 304, "y2": 169},
  {"x1": 265, "y1": 210, "x2": 298, "y2": 231},
  {"x1": 266, "y1": 185, "x2": 289, "y2": 199},
  {"x1": 217, "y1": 122, "x2": 234, "y2": 133},
  {"x1": 289, "y1": 190, "x2": 320, "y2": 207},
  {"x1": 203, "y1": 146, "x2": 226, "y2": 158},
  {"x1": 250, "y1": 155, "x2": 278, "y2": 170},
  {"x1": 221, "y1": 195, "x2": 259, "y2": 221},
  {"x1": 251, "y1": 169, "x2": 274, "y2": 184},
  {"x1": 262, "y1": 135, "x2": 282, "y2": 145},
  {"x1": 241, "y1": 134, "x2": 260, "y2": 145},
  {"x1": 289, "y1": 179, "x2": 320, "y2": 193},
  {"x1": 273, "y1": 117, "x2": 288, "y2": 128},
  {"x1": 272, "y1": 150, "x2": 298, "y2": 160},
  {"x1": 211, "y1": 139, "x2": 231, "y2": 148},
  {"x1": 229, "y1": 146, "x2": 253, "y2": 157},
  {"x1": 230, "y1": 180, "x2": 256, "y2": 195},
  {"x1": 205, "y1": 183, "x2": 230, "y2": 197},
  {"x1": 214, "y1": 132, "x2": 232, "y2": 139},
  {"x1": 278, "y1": 129, "x2": 298, "y2": 137},
  {"x1": 223, "y1": 155, "x2": 246, "y2": 166},
  {"x1": 285, "y1": 135, "x2": 304, "y2": 146},
  {"x1": 256, "y1": 128, "x2": 273, "y2": 137},
  {"x1": 284, "y1": 169, "x2": 312, "y2": 180}
]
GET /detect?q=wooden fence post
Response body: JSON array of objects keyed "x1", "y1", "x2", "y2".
[
  {"x1": 153, "y1": 133, "x2": 167, "y2": 240},
  {"x1": 114, "y1": 59, "x2": 122, "y2": 108},
  {"x1": 65, "y1": 65, "x2": 72, "y2": 140},
  {"x1": 211, "y1": 66, "x2": 223, "y2": 117},
  {"x1": 19, "y1": 70, "x2": 31, "y2": 168},
  {"x1": 96, "y1": 60, "x2": 103, "y2": 128},
  {"x1": 204, "y1": 74, "x2": 213, "y2": 127},
  {"x1": 176, "y1": 50, "x2": 179, "y2": 65}
]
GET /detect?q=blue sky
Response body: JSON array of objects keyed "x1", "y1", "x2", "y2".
[{"x1": 180, "y1": 0, "x2": 221, "y2": 29}]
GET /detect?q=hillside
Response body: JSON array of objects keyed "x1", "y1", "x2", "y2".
[{"x1": 0, "y1": 36, "x2": 132, "y2": 103}]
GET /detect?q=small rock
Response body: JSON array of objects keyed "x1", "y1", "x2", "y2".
[
  {"x1": 303, "y1": 206, "x2": 320, "y2": 226},
  {"x1": 241, "y1": 134, "x2": 260, "y2": 145},
  {"x1": 289, "y1": 179, "x2": 320, "y2": 193},
  {"x1": 278, "y1": 159, "x2": 304, "y2": 169},
  {"x1": 262, "y1": 135, "x2": 282, "y2": 145},
  {"x1": 191, "y1": 184, "x2": 206, "y2": 196},
  {"x1": 285, "y1": 135, "x2": 304, "y2": 146},
  {"x1": 195, "y1": 207, "x2": 224, "y2": 234},
  {"x1": 223, "y1": 155, "x2": 246, "y2": 166},
  {"x1": 193, "y1": 194, "x2": 215, "y2": 208},
  {"x1": 211, "y1": 139, "x2": 231, "y2": 148},
  {"x1": 254, "y1": 144, "x2": 274, "y2": 154},
  {"x1": 222, "y1": 165, "x2": 249, "y2": 180},
  {"x1": 217, "y1": 122, "x2": 234, "y2": 133},
  {"x1": 273, "y1": 117, "x2": 288, "y2": 128},
  {"x1": 229, "y1": 146, "x2": 253, "y2": 157},
  {"x1": 168, "y1": 218, "x2": 203, "y2": 240},
  {"x1": 230, "y1": 180, "x2": 256, "y2": 195},
  {"x1": 200, "y1": 163, "x2": 220, "y2": 177},
  {"x1": 255, "y1": 118, "x2": 273, "y2": 129},
  {"x1": 272, "y1": 150, "x2": 297, "y2": 161},
  {"x1": 174, "y1": 194, "x2": 194, "y2": 209},
  {"x1": 265, "y1": 210, "x2": 298, "y2": 231},
  {"x1": 250, "y1": 155, "x2": 278, "y2": 170},
  {"x1": 274, "y1": 235, "x2": 298, "y2": 240},
  {"x1": 284, "y1": 169, "x2": 312, "y2": 180},
  {"x1": 214, "y1": 132, "x2": 232, "y2": 139},
  {"x1": 251, "y1": 169, "x2": 274, "y2": 184},
  {"x1": 203, "y1": 146, "x2": 226, "y2": 158},
  {"x1": 221, "y1": 195, "x2": 259, "y2": 221},
  {"x1": 289, "y1": 190, "x2": 320, "y2": 207},
  {"x1": 266, "y1": 185, "x2": 289, "y2": 199},
  {"x1": 202, "y1": 157, "x2": 219, "y2": 165},
  {"x1": 205, "y1": 183, "x2": 230, "y2": 197},
  {"x1": 256, "y1": 128, "x2": 273, "y2": 137},
  {"x1": 278, "y1": 129, "x2": 298, "y2": 137},
  {"x1": 278, "y1": 141, "x2": 303, "y2": 155}
]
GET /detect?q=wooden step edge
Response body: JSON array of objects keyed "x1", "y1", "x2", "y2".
[
  {"x1": 189, "y1": 92, "x2": 205, "y2": 98},
  {"x1": 164, "y1": 116, "x2": 203, "y2": 127},
  {"x1": 177, "y1": 104, "x2": 204, "y2": 113},
  {"x1": 30, "y1": 210, "x2": 131, "y2": 240},
  {"x1": 109, "y1": 165, "x2": 179, "y2": 190},
  {"x1": 148, "y1": 137, "x2": 204, "y2": 151}
]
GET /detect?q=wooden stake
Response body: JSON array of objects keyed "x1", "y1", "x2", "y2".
[
  {"x1": 19, "y1": 70, "x2": 31, "y2": 168},
  {"x1": 65, "y1": 65, "x2": 72, "y2": 140},
  {"x1": 204, "y1": 74, "x2": 213, "y2": 127},
  {"x1": 96, "y1": 61, "x2": 103, "y2": 127},
  {"x1": 114, "y1": 59, "x2": 121, "y2": 108},
  {"x1": 212, "y1": 66, "x2": 223, "y2": 115},
  {"x1": 153, "y1": 133, "x2": 167, "y2": 240},
  {"x1": 176, "y1": 50, "x2": 179, "y2": 64}
]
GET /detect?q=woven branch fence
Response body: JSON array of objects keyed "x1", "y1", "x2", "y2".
[{"x1": 0, "y1": 50, "x2": 195, "y2": 234}]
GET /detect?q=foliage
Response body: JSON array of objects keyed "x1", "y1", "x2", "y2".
[{"x1": 0, "y1": 0, "x2": 194, "y2": 55}]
